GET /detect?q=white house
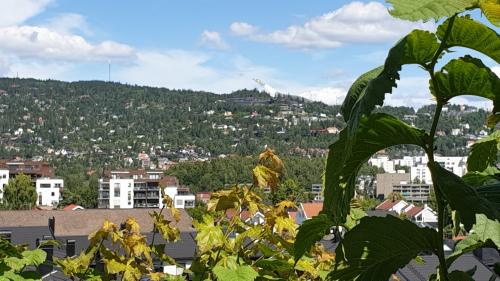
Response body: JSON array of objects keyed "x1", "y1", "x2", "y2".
[{"x1": 36, "y1": 178, "x2": 63, "y2": 207}]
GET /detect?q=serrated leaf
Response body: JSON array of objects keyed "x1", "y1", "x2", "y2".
[
  {"x1": 21, "y1": 249, "x2": 46, "y2": 267},
  {"x1": 437, "y1": 16, "x2": 500, "y2": 63},
  {"x1": 468, "y1": 131, "x2": 500, "y2": 172},
  {"x1": 432, "y1": 56, "x2": 499, "y2": 102},
  {"x1": 386, "y1": 0, "x2": 478, "y2": 21},
  {"x1": 294, "y1": 214, "x2": 334, "y2": 262},
  {"x1": 328, "y1": 215, "x2": 440, "y2": 281},
  {"x1": 253, "y1": 165, "x2": 279, "y2": 190},
  {"x1": 480, "y1": 0, "x2": 500, "y2": 26},
  {"x1": 207, "y1": 189, "x2": 240, "y2": 212},
  {"x1": 341, "y1": 66, "x2": 383, "y2": 121},
  {"x1": 4, "y1": 257, "x2": 25, "y2": 271},
  {"x1": 447, "y1": 214, "x2": 500, "y2": 268},
  {"x1": 193, "y1": 215, "x2": 225, "y2": 252},
  {"x1": 432, "y1": 56, "x2": 500, "y2": 125},
  {"x1": 344, "y1": 30, "x2": 438, "y2": 149},
  {"x1": 462, "y1": 166, "x2": 500, "y2": 186},
  {"x1": 213, "y1": 264, "x2": 259, "y2": 281},
  {"x1": 429, "y1": 161, "x2": 500, "y2": 230},
  {"x1": 323, "y1": 113, "x2": 427, "y2": 224}
]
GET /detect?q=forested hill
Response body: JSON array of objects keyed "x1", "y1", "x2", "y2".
[{"x1": 0, "y1": 77, "x2": 489, "y2": 170}]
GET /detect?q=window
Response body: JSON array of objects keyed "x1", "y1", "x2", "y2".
[
  {"x1": 54, "y1": 183, "x2": 61, "y2": 188},
  {"x1": 40, "y1": 184, "x2": 51, "y2": 188},
  {"x1": 114, "y1": 187, "x2": 120, "y2": 197},
  {"x1": 176, "y1": 200, "x2": 183, "y2": 206},
  {"x1": 51, "y1": 192, "x2": 55, "y2": 196}
]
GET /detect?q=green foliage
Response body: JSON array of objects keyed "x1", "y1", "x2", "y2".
[
  {"x1": 467, "y1": 130, "x2": 500, "y2": 172},
  {"x1": 329, "y1": 215, "x2": 440, "y2": 281},
  {"x1": 0, "y1": 240, "x2": 46, "y2": 281},
  {"x1": 1, "y1": 174, "x2": 37, "y2": 210},
  {"x1": 213, "y1": 263, "x2": 259, "y2": 281},
  {"x1": 387, "y1": 0, "x2": 477, "y2": 21},
  {"x1": 323, "y1": 113, "x2": 426, "y2": 224},
  {"x1": 293, "y1": 214, "x2": 334, "y2": 263},
  {"x1": 308, "y1": 4, "x2": 500, "y2": 281},
  {"x1": 429, "y1": 162, "x2": 500, "y2": 230},
  {"x1": 447, "y1": 214, "x2": 500, "y2": 267}
]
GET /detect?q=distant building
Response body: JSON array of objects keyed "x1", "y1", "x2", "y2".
[
  {"x1": 376, "y1": 173, "x2": 410, "y2": 200},
  {"x1": 98, "y1": 169, "x2": 195, "y2": 209},
  {"x1": 392, "y1": 183, "x2": 432, "y2": 204},
  {"x1": 0, "y1": 160, "x2": 62, "y2": 208},
  {"x1": 36, "y1": 178, "x2": 64, "y2": 207},
  {"x1": 376, "y1": 199, "x2": 437, "y2": 224},
  {"x1": 196, "y1": 192, "x2": 211, "y2": 204},
  {"x1": 308, "y1": 184, "x2": 323, "y2": 201}
]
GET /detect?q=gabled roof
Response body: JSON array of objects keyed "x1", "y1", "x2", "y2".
[
  {"x1": 300, "y1": 202, "x2": 323, "y2": 219},
  {"x1": 62, "y1": 204, "x2": 84, "y2": 211},
  {"x1": 404, "y1": 206, "x2": 424, "y2": 218},
  {"x1": 0, "y1": 208, "x2": 193, "y2": 236},
  {"x1": 376, "y1": 199, "x2": 403, "y2": 210}
]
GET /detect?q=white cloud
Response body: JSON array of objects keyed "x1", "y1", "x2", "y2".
[
  {"x1": 232, "y1": 1, "x2": 434, "y2": 49},
  {"x1": 0, "y1": 0, "x2": 52, "y2": 27},
  {"x1": 200, "y1": 30, "x2": 229, "y2": 50},
  {"x1": 0, "y1": 25, "x2": 135, "y2": 62},
  {"x1": 230, "y1": 22, "x2": 258, "y2": 36},
  {"x1": 42, "y1": 13, "x2": 92, "y2": 35}
]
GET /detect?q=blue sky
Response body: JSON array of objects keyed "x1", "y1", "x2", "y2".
[{"x1": 0, "y1": 0, "x2": 497, "y2": 108}]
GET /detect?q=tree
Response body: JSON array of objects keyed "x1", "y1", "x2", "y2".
[
  {"x1": 2, "y1": 173, "x2": 37, "y2": 210},
  {"x1": 295, "y1": 2, "x2": 500, "y2": 280},
  {"x1": 269, "y1": 178, "x2": 307, "y2": 204}
]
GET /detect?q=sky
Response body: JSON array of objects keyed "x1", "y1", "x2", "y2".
[{"x1": 0, "y1": 0, "x2": 497, "y2": 108}]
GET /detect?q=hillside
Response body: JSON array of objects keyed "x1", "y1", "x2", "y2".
[{"x1": 0, "y1": 78, "x2": 490, "y2": 171}]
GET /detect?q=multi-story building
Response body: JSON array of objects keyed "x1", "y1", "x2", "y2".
[
  {"x1": 392, "y1": 183, "x2": 432, "y2": 204},
  {"x1": 98, "y1": 170, "x2": 195, "y2": 209},
  {"x1": 0, "y1": 160, "x2": 62, "y2": 208},
  {"x1": 308, "y1": 184, "x2": 323, "y2": 201},
  {"x1": 36, "y1": 178, "x2": 64, "y2": 207},
  {"x1": 375, "y1": 173, "x2": 411, "y2": 199}
]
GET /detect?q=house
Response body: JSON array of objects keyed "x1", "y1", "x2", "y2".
[
  {"x1": 62, "y1": 204, "x2": 84, "y2": 211},
  {"x1": 376, "y1": 199, "x2": 438, "y2": 224},
  {"x1": 0, "y1": 160, "x2": 63, "y2": 208},
  {"x1": 36, "y1": 178, "x2": 64, "y2": 207},
  {"x1": 98, "y1": 170, "x2": 195, "y2": 209},
  {"x1": 0, "y1": 209, "x2": 196, "y2": 279},
  {"x1": 296, "y1": 202, "x2": 323, "y2": 224},
  {"x1": 196, "y1": 192, "x2": 211, "y2": 204}
]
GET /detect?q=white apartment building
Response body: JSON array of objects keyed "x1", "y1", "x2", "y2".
[
  {"x1": 36, "y1": 178, "x2": 64, "y2": 207},
  {"x1": 98, "y1": 170, "x2": 195, "y2": 209},
  {"x1": 0, "y1": 169, "x2": 9, "y2": 201},
  {"x1": 368, "y1": 155, "x2": 395, "y2": 173}
]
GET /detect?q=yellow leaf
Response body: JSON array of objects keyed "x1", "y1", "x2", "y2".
[
  {"x1": 259, "y1": 148, "x2": 284, "y2": 174},
  {"x1": 124, "y1": 217, "x2": 141, "y2": 234},
  {"x1": 193, "y1": 215, "x2": 225, "y2": 252},
  {"x1": 480, "y1": 0, "x2": 500, "y2": 26},
  {"x1": 253, "y1": 165, "x2": 279, "y2": 189},
  {"x1": 148, "y1": 272, "x2": 164, "y2": 281},
  {"x1": 171, "y1": 206, "x2": 181, "y2": 222}
]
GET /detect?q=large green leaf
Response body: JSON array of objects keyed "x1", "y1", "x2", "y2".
[
  {"x1": 323, "y1": 113, "x2": 427, "y2": 224},
  {"x1": 213, "y1": 264, "x2": 259, "y2": 281},
  {"x1": 386, "y1": 0, "x2": 478, "y2": 21},
  {"x1": 293, "y1": 214, "x2": 334, "y2": 262},
  {"x1": 477, "y1": 183, "x2": 500, "y2": 211},
  {"x1": 467, "y1": 130, "x2": 500, "y2": 172},
  {"x1": 341, "y1": 66, "x2": 383, "y2": 122},
  {"x1": 432, "y1": 56, "x2": 499, "y2": 103},
  {"x1": 328, "y1": 215, "x2": 440, "y2": 281},
  {"x1": 437, "y1": 16, "x2": 500, "y2": 63},
  {"x1": 462, "y1": 166, "x2": 500, "y2": 187},
  {"x1": 447, "y1": 214, "x2": 500, "y2": 267},
  {"x1": 480, "y1": 0, "x2": 500, "y2": 26},
  {"x1": 21, "y1": 249, "x2": 46, "y2": 267},
  {"x1": 345, "y1": 30, "x2": 439, "y2": 143},
  {"x1": 429, "y1": 161, "x2": 500, "y2": 230}
]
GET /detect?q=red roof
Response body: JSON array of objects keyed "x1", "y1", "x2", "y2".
[
  {"x1": 288, "y1": 211, "x2": 297, "y2": 223},
  {"x1": 404, "y1": 206, "x2": 424, "y2": 217},
  {"x1": 62, "y1": 204, "x2": 84, "y2": 211},
  {"x1": 301, "y1": 202, "x2": 323, "y2": 219},
  {"x1": 376, "y1": 200, "x2": 402, "y2": 210}
]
